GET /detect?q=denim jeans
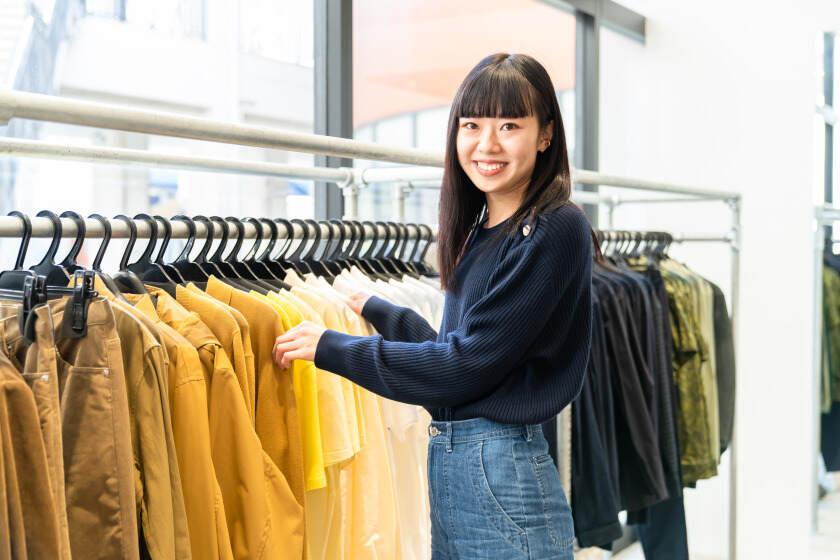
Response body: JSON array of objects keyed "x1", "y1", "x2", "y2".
[{"x1": 428, "y1": 417, "x2": 575, "y2": 559}]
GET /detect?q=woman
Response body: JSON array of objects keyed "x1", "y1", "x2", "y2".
[{"x1": 274, "y1": 52, "x2": 593, "y2": 559}]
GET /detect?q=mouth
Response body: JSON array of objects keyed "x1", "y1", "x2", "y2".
[{"x1": 473, "y1": 160, "x2": 508, "y2": 177}]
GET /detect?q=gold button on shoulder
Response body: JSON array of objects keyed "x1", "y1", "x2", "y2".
[{"x1": 522, "y1": 224, "x2": 531, "y2": 236}]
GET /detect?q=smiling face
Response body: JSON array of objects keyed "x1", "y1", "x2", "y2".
[{"x1": 456, "y1": 115, "x2": 552, "y2": 200}]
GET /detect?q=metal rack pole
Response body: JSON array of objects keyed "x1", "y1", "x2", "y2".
[
  {"x1": 0, "y1": 92, "x2": 740, "y2": 203},
  {"x1": 608, "y1": 193, "x2": 742, "y2": 560},
  {"x1": 0, "y1": 215, "x2": 426, "y2": 241},
  {"x1": 0, "y1": 137, "x2": 352, "y2": 183},
  {"x1": 0, "y1": 91, "x2": 443, "y2": 166}
]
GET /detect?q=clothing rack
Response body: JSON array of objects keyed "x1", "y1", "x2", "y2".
[
  {"x1": 0, "y1": 90, "x2": 743, "y2": 560},
  {"x1": 811, "y1": 204, "x2": 840, "y2": 530}
]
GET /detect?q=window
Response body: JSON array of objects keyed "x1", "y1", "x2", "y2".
[{"x1": 352, "y1": 0, "x2": 577, "y2": 223}]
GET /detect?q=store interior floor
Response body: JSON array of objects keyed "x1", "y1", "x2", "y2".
[{"x1": 611, "y1": 474, "x2": 840, "y2": 560}]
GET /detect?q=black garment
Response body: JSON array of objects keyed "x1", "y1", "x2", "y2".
[
  {"x1": 635, "y1": 495, "x2": 690, "y2": 560},
  {"x1": 594, "y1": 271, "x2": 667, "y2": 512},
  {"x1": 822, "y1": 402, "x2": 840, "y2": 471},
  {"x1": 316, "y1": 205, "x2": 593, "y2": 425},
  {"x1": 711, "y1": 282, "x2": 736, "y2": 454},
  {"x1": 570, "y1": 291, "x2": 622, "y2": 548}
]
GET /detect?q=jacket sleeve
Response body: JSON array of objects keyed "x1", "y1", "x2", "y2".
[
  {"x1": 314, "y1": 210, "x2": 592, "y2": 407},
  {"x1": 360, "y1": 296, "x2": 438, "y2": 342}
]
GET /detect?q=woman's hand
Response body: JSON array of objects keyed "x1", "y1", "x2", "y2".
[
  {"x1": 273, "y1": 321, "x2": 327, "y2": 369},
  {"x1": 347, "y1": 292, "x2": 372, "y2": 315}
]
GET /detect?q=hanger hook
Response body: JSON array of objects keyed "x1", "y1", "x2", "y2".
[
  {"x1": 58, "y1": 211, "x2": 86, "y2": 268},
  {"x1": 34, "y1": 210, "x2": 63, "y2": 268},
  {"x1": 7, "y1": 211, "x2": 31, "y2": 270},
  {"x1": 257, "y1": 218, "x2": 279, "y2": 261},
  {"x1": 242, "y1": 217, "x2": 264, "y2": 261},
  {"x1": 87, "y1": 214, "x2": 112, "y2": 272},
  {"x1": 208, "y1": 216, "x2": 230, "y2": 263},
  {"x1": 112, "y1": 214, "x2": 138, "y2": 271}
]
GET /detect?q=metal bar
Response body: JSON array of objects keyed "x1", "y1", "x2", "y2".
[
  {"x1": 672, "y1": 233, "x2": 735, "y2": 243},
  {"x1": 0, "y1": 92, "x2": 742, "y2": 203},
  {"x1": 0, "y1": 137, "x2": 352, "y2": 183},
  {"x1": 614, "y1": 195, "x2": 737, "y2": 205},
  {"x1": 0, "y1": 90, "x2": 443, "y2": 167},
  {"x1": 574, "y1": 169, "x2": 739, "y2": 199},
  {"x1": 0, "y1": 215, "x2": 429, "y2": 240},
  {"x1": 360, "y1": 165, "x2": 739, "y2": 200},
  {"x1": 812, "y1": 212, "x2": 826, "y2": 535},
  {"x1": 728, "y1": 198, "x2": 741, "y2": 560}
]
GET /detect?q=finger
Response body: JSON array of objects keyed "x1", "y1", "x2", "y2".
[
  {"x1": 274, "y1": 340, "x2": 302, "y2": 356},
  {"x1": 280, "y1": 349, "x2": 306, "y2": 369}
]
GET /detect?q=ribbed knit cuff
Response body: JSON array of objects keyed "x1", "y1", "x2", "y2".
[
  {"x1": 360, "y1": 295, "x2": 392, "y2": 325},
  {"x1": 314, "y1": 328, "x2": 360, "y2": 378}
]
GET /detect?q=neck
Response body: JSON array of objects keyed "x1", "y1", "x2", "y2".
[{"x1": 484, "y1": 185, "x2": 527, "y2": 228}]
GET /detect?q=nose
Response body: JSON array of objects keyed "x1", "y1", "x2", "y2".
[{"x1": 476, "y1": 127, "x2": 501, "y2": 154}]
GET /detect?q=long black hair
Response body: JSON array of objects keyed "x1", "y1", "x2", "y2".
[{"x1": 437, "y1": 53, "x2": 574, "y2": 291}]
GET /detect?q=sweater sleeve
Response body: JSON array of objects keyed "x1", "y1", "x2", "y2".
[
  {"x1": 314, "y1": 210, "x2": 592, "y2": 407},
  {"x1": 361, "y1": 295, "x2": 438, "y2": 342}
]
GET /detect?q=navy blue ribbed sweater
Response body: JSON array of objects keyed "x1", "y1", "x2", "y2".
[{"x1": 314, "y1": 203, "x2": 593, "y2": 424}]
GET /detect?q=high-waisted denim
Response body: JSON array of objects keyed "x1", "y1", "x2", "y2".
[{"x1": 428, "y1": 417, "x2": 575, "y2": 559}]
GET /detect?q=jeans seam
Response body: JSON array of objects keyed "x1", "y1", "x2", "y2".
[
  {"x1": 532, "y1": 455, "x2": 563, "y2": 548},
  {"x1": 474, "y1": 440, "x2": 528, "y2": 554}
]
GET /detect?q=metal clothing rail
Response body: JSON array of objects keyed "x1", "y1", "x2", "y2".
[
  {"x1": 0, "y1": 90, "x2": 743, "y2": 560},
  {"x1": 0, "y1": 137, "x2": 617, "y2": 220},
  {"x1": 0, "y1": 91, "x2": 738, "y2": 201},
  {"x1": 0, "y1": 215, "x2": 422, "y2": 241}
]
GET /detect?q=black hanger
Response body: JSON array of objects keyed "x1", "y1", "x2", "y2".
[
  {"x1": 325, "y1": 220, "x2": 347, "y2": 260},
  {"x1": 151, "y1": 215, "x2": 187, "y2": 283},
  {"x1": 9, "y1": 211, "x2": 30, "y2": 270},
  {"x1": 58, "y1": 211, "x2": 86, "y2": 273},
  {"x1": 302, "y1": 220, "x2": 336, "y2": 280},
  {"x1": 208, "y1": 216, "x2": 243, "y2": 279},
  {"x1": 125, "y1": 213, "x2": 160, "y2": 275},
  {"x1": 88, "y1": 214, "x2": 111, "y2": 272},
  {"x1": 360, "y1": 220, "x2": 390, "y2": 277},
  {"x1": 128, "y1": 214, "x2": 178, "y2": 289},
  {"x1": 400, "y1": 223, "x2": 422, "y2": 276},
  {"x1": 192, "y1": 215, "x2": 227, "y2": 280},
  {"x1": 271, "y1": 218, "x2": 295, "y2": 271},
  {"x1": 0, "y1": 212, "x2": 34, "y2": 291},
  {"x1": 286, "y1": 219, "x2": 314, "y2": 276},
  {"x1": 352, "y1": 220, "x2": 381, "y2": 277},
  {"x1": 415, "y1": 223, "x2": 436, "y2": 276},
  {"x1": 385, "y1": 221, "x2": 413, "y2": 275},
  {"x1": 170, "y1": 215, "x2": 209, "y2": 282},
  {"x1": 256, "y1": 218, "x2": 288, "y2": 280},
  {"x1": 223, "y1": 216, "x2": 276, "y2": 293},
  {"x1": 29, "y1": 210, "x2": 72, "y2": 286},
  {"x1": 242, "y1": 217, "x2": 288, "y2": 286},
  {"x1": 256, "y1": 218, "x2": 290, "y2": 281},
  {"x1": 84, "y1": 213, "x2": 129, "y2": 301},
  {"x1": 111, "y1": 215, "x2": 149, "y2": 294}
]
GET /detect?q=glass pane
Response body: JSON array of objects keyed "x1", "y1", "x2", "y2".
[
  {"x1": 352, "y1": 0, "x2": 576, "y2": 221},
  {"x1": 2, "y1": 1, "x2": 315, "y2": 269}
]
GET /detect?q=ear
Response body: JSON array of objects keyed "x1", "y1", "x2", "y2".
[{"x1": 538, "y1": 120, "x2": 554, "y2": 153}]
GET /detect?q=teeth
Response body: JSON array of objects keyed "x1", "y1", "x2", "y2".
[{"x1": 477, "y1": 162, "x2": 505, "y2": 171}]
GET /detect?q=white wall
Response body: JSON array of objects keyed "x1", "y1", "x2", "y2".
[{"x1": 600, "y1": 1, "x2": 827, "y2": 558}]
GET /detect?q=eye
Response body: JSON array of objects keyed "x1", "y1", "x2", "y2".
[
  {"x1": 461, "y1": 122, "x2": 478, "y2": 130},
  {"x1": 501, "y1": 122, "x2": 519, "y2": 131}
]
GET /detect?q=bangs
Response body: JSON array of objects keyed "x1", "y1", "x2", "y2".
[{"x1": 454, "y1": 64, "x2": 540, "y2": 119}]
